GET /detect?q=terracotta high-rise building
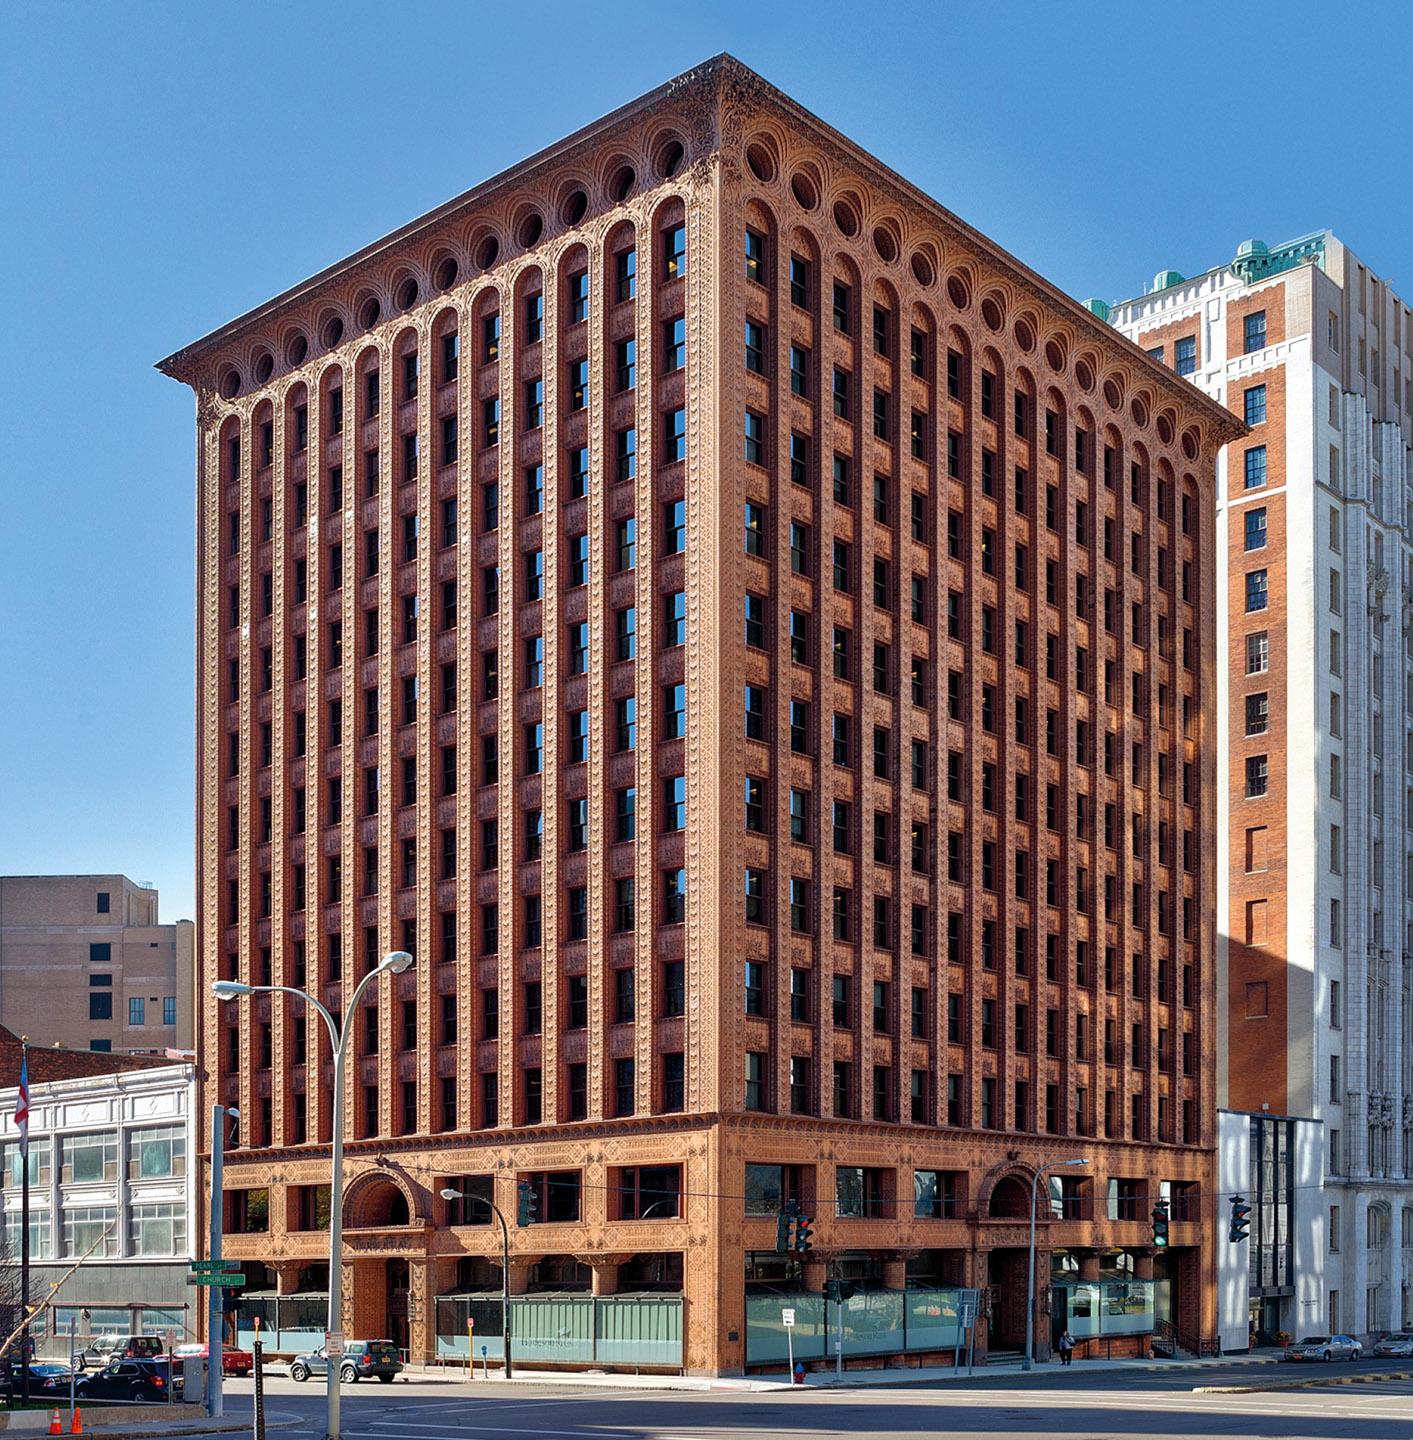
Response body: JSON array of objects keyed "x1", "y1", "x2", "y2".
[
  {"x1": 1107, "y1": 233, "x2": 1413, "y2": 1345},
  {"x1": 160, "y1": 56, "x2": 1239, "y2": 1372}
]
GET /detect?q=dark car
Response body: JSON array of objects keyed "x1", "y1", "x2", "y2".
[
  {"x1": 289, "y1": 1340, "x2": 402, "y2": 1384},
  {"x1": 74, "y1": 1358, "x2": 174, "y2": 1402},
  {"x1": 2, "y1": 1362, "x2": 74, "y2": 1396}
]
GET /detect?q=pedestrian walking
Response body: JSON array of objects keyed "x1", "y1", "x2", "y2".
[{"x1": 1058, "y1": 1329, "x2": 1075, "y2": 1365}]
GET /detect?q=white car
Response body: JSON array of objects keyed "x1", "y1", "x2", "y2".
[{"x1": 1284, "y1": 1334, "x2": 1362, "y2": 1362}]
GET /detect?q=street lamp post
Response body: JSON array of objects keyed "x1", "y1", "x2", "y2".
[
  {"x1": 213, "y1": 948, "x2": 415, "y2": 1440},
  {"x1": 1023, "y1": 1157, "x2": 1089, "y2": 1371},
  {"x1": 440, "y1": 1188, "x2": 513, "y2": 1378},
  {"x1": 206, "y1": 1104, "x2": 238, "y2": 1419}
]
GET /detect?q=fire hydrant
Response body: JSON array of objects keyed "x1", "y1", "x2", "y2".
[{"x1": 793, "y1": 1361, "x2": 805, "y2": 1385}]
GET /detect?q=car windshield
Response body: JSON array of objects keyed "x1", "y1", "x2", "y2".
[
  {"x1": 368, "y1": 1342, "x2": 398, "y2": 1359},
  {"x1": 1299, "y1": 1336, "x2": 1329, "y2": 1344}
]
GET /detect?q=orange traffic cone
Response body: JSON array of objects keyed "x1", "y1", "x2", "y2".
[
  {"x1": 48, "y1": 1411, "x2": 61, "y2": 1436},
  {"x1": 69, "y1": 1408, "x2": 82, "y2": 1435}
]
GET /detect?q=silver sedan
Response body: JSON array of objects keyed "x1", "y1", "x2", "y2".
[{"x1": 1285, "y1": 1334, "x2": 1362, "y2": 1362}]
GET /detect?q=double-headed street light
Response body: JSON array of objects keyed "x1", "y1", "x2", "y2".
[
  {"x1": 439, "y1": 1187, "x2": 514, "y2": 1378},
  {"x1": 212, "y1": 948, "x2": 414, "y2": 1440},
  {"x1": 1024, "y1": 1157, "x2": 1089, "y2": 1371}
]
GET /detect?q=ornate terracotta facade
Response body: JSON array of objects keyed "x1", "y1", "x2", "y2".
[{"x1": 161, "y1": 56, "x2": 1242, "y2": 1372}]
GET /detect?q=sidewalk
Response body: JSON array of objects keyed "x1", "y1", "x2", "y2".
[{"x1": 398, "y1": 1349, "x2": 1288, "y2": 1393}]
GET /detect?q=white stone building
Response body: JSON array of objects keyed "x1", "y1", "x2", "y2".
[
  {"x1": 1105, "y1": 232, "x2": 1413, "y2": 1341},
  {"x1": 0, "y1": 1060, "x2": 198, "y2": 1346}
]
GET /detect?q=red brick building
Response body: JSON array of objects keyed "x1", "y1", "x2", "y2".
[{"x1": 160, "y1": 57, "x2": 1240, "y2": 1372}]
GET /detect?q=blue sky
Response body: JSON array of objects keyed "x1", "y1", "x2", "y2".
[{"x1": 2, "y1": 0, "x2": 1409, "y2": 922}]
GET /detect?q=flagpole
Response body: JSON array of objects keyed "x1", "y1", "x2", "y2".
[{"x1": 19, "y1": 1038, "x2": 30, "y2": 1406}]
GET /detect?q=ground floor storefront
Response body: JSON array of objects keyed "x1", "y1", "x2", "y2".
[
  {"x1": 212, "y1": 1115, "x2": 1217, "y2": 1373},
  {"x1": 28, "y1": 1259, "x2": 196, "y2": 1357}
]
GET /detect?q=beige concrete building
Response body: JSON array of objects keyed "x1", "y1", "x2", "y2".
[{"x1": 0, "y1": 876, "x2": 194, "y2": 1054}]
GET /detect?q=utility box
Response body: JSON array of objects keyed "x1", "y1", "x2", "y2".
[{"x1": 180, "y1": 1356, "x2": 208, "y2": 1401}]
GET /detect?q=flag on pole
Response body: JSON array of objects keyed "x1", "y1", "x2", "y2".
[{"x1": 16, "y1": 1051, "x2": 29, "y2": 1159}]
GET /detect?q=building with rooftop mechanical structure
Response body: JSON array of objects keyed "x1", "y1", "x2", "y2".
[{"x1": 1107, "y1": 231, "x2": 1413, "y2": 1345}]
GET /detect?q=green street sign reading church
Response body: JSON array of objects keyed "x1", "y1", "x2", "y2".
[{"x1": 189, "y1": 1259, "x2": 244, "y2": 1286}]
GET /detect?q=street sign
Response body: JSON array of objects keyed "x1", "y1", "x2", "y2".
[
  {"x1": 188, "y1": 1273, "x2": 245, "y2": 1286},
  {"x1": 782, "y1": 1308, "x2": 795, "y2": 1328},
  {"x1": 191, "y1": 1259, "x2": 241, "y2": 1272},
  {"x1": 325, "y1": 1331, "x2": 345, "y2": 1358}
]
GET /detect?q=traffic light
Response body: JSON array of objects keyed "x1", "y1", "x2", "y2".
[
  {"x1": 793, "y1": 1214, "x2": 814, "y2": 1254},
  {"x1": 1229, "y1": 1195, "x2": 1251, "y2": 1244},
  {"x1": 516, "y1": 1179, "x2": 538, "y2": 1227},
  {"x1": 1150, "y1": 1199, "x2": 1170, "y2": 1248},
  {"x1": 824, "y1": 1279, "x2": 856, "y2": 1304},
  {"x1": 775, "y1": 1212, "x2": 792, "y2": 1254}
]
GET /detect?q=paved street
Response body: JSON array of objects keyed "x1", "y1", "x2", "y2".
[{"x1": 217, "y1": 1368, "x2": 1413, "y2": 1439}]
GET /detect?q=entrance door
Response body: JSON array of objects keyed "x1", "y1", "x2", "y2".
[
  {"x1": 987, "y1": 1249, "x2": 1030, "y2": 1351},
  {"x1": 387, "y1": 1261, "x2": 410, "y2": 1355}
]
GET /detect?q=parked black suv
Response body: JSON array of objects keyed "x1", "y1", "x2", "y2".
[{"x1": 74, "y1": 1358, "x2": 174, "y2": 1403}]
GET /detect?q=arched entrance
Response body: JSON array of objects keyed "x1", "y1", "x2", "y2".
[{"x1": 985, "y1": 1169, "x2": 1038, "y2": 1355}]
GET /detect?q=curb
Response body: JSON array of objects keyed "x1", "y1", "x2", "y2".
[
  {"x1": 1196, "y1": 1367, "x2": 1413, "y2": 1394},
  {"x1": 71, "y1": 1427, "x2": 249, "y2": 1439}
]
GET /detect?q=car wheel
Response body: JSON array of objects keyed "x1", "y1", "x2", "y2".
[
  {"x1": 378, "y1": 1373, "x2": 394, "y2": 1384},
  {"x1": 290, "y1": 1362, "x2": 309, "y2": 1383},
  {"x1": 1351, "y1": 1348, "x2": 1361, "y2": 1361},
  {"x1": 341, "y1": 1366, "x2": 357, "y2": 1383},
  {"x1": 1323, "y1": 1350, "x2": 1332, "y2": 1361}
]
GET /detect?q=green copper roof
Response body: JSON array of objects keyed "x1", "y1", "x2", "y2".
[
  {"x1": 1231, "y1": 232, "x2": 1326, "y2": 283},
  {"x1": 1082, "y1": 297, "x2": 1111, "y2": 321}
]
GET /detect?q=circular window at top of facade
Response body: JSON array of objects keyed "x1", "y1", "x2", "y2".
[
  {"x1": 218, "y1": 366, "x2": 240, "y2": 400},
  {"x1": 832, "y1": 197, "x2": 860, "y2": 238},
  {"x1": 253, "y1": 350, "x2": 274, "y2": 384},
  {"x1": 474, "y1": 234, "x2": 500, "y2": 271},
  {"x1": 1074, "y1": 357, "x2": 1095, "y2": 392},
  {"x1": 357, "y1": 295, "x2": 381, "y2": 330},
  {"x1": 655, "y1": 138, "x2": 685, "y2": 179},
  {"x1": 394, "y1": 275, "x2": 419, "y2": 311},
  {"x1": 745, "y1": 141, "x2": 776, "y2": 184},
  {"x1": 517, "y1": 212, "x2": 544, "y2": 249},
  {"x1": 1044, "y1": 337, "x2": 1067, "y2": 374},
  {"x1": 980, "y1": 296, "x2": 1004, "y2": 333},
  {"x1": 609, "y1": 164, "x2": 636, "y2": 202},
  {"x1": 285, "y1": 332, "x2": 309, "y2": 367},
  {"x1": 1155, "y1": 412, "x2": 1175, "y2": 445},
  {"x1": 432, "y1": 255, "x2": 459, "y2": 292},
  {"x1": 560, "y1": 189, "x2": 588, "y2": 227},
  {"x1": 790, "y1": 170, "x2": 819, "y2": 211},
  {"x1": 1103, "y1": 376, "x2": 1123, "y2": 411},
  {"x1": 1013, "y1": 317, "x2": 1036, "y2": 353},
  {"x1": 910, "y1": 250, "x2": 935, "y2": 287},
  {"x1": 872, "y1": 226, "x2": 898, "y2": 265},
  {"x1": 321, "y1": 314, "x2": 345, "y2": 348},
  {"x1": 946, "y1": 274, "x2": 971, "y2": 311}
]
